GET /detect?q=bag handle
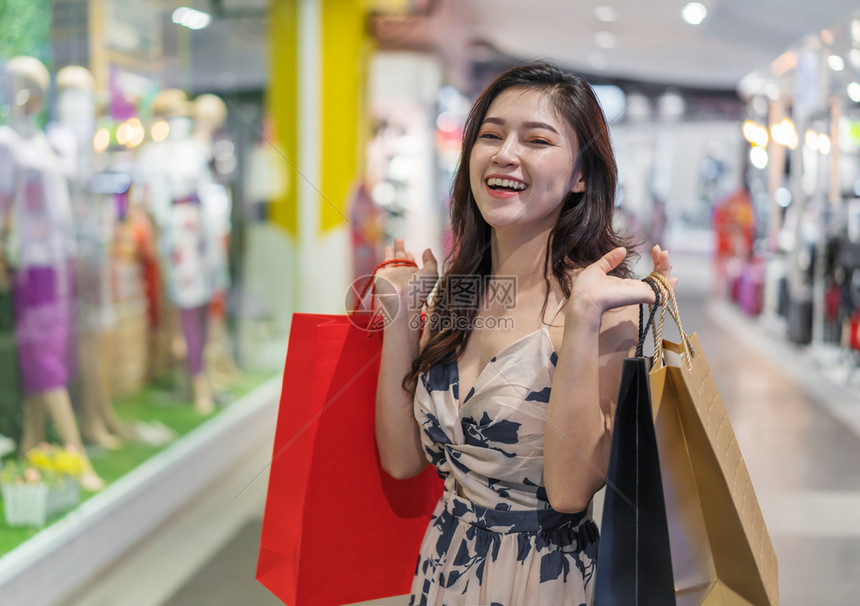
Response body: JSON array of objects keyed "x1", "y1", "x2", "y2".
[
  {"x1": 644, "y1": 271, "x2": 695, "y2": 370},
  {"x1": 350, "y1": 258, "x2": 418, "y2": 314},
  {"x1": 637, "y1": 278, "x2": 662, "y2": 358},
  {"x1": 352, "y1": 258, "x2": 419, "y2": 334}
]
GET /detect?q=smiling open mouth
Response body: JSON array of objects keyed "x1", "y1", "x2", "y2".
[{"x1": 486, "y1": 177, "x2": 528, "y2": 192}]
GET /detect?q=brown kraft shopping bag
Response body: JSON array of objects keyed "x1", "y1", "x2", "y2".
[{"x1": 647, "y1": 273, "x2": 779, "y2": 605}]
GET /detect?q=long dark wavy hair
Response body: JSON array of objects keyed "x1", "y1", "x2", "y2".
[{"x1": 404, "y1": 61, "x2": 633, "y2": 394}]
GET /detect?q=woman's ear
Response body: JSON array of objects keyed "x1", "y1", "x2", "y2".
[{"x1": 571, "y1": 173, "x2": 586, "y2": 194}]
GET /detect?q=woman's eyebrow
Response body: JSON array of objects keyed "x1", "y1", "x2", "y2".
[{"x1": 482, "y1": 116, "x2": 559, "y2": 134}]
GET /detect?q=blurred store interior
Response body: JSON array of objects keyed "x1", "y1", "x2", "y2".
[{"x1": 1, "y1": 0, "x2": 860, "y2": 604}]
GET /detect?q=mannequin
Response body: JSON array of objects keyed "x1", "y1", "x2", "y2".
[
  {"x1": 47, "y1": 65, "x2": 123, "y2": 449},
  {"x1": 131, "y1": 93, "x2": 175, "y2": 382},
  {"x1": 0, "y1": 56, "x2": 104, "y2": 490},
  {"x1": 135, "y1": 89, "x2": 218, "y2": 413},
  {"x1": 193, "y1": 94, "x2": 237, "y2": 391}
]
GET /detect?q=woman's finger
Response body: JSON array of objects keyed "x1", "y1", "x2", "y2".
[
  {"x1": 422, "y1": 248, "x2": 437, "y2": 271},
  {"x1": 594, "y1": 247, "x2": 627, "y2": 275},
  {"x1": 384, "y1": 245, "x2": 393, "y2": 261},
  {"x1": 394, "y1": 238, "x2": 406, "y2": 257}
]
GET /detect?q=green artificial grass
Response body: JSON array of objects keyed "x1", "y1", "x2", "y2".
[{"x1": 0, "y1": 369, "x2": 277, "y2": 557}]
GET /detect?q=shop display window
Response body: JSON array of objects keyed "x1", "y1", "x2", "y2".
[{"x1": 0, "y1": 1, "x2": 278, "y2": 551}]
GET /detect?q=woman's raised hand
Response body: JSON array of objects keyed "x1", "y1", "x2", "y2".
[
  {"x1": 568, "y1": 245, "x2": 677, "y2": 321},
  {"x1": 374, "y1": 238, "x2": 439, "y2": 325}
]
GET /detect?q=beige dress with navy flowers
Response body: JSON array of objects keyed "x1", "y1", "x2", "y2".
[{"x1": 410, "y1": 321, "x2": 599, "y2": 606}]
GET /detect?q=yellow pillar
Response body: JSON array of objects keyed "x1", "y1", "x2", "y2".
[
  {"x1": 319, "y1": 0, "x2": 368, "y2": 233},
  {"x1": 265, "y1": 0, "x2": 368, "y2": 315},
  {"x1": 267, "y1": 0, "x2": 300, "y2": 237}
]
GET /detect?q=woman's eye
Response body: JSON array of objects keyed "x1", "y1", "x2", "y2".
[
  {"x1": 479, "y1": 132, "x2": 501, "y2": 140},
  {"x1": 530, "y1": 138, "x2": 551, "y2": 145}
]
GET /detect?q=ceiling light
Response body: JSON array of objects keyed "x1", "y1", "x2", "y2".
[
  {"x1": 172, "y1": 7, "x2": 211, "y2": 30},
  {"x1": 681, "y1": 2, "x2": 707, "y2": 26},
  {"x1": 743, "y1": 120, "x2": 769, "y2": 148},
  {"x1": 749, "y1": 146, "x2": 768, "y2": 169},
  {"x1": 828, "y1": 55, "x2": 845, "y2": 71},
  {"x1": 594, "y1": 5, "x2": 617, "y2": 23},
  {"x1": 771, "y1": 118, "x2": 798, "y2": 149},
  {"x1": 848, "y1": 82, "x2": 860, "y2": 103},
  {"x1": 804, "y1": 129, "x2": 819, "y2": 151},
  {"x1": 774, "y1": 187, "x2": 791, "y2": 207},
  {"x1": 93, "y1": 128, "x2": 110, "y2": 153},
  {"x1": 594, "y1": 31, "x2": 616, "y2": 49},
  {"x1": 850, "y1": 49, "x2": 860, "y2": 68}
]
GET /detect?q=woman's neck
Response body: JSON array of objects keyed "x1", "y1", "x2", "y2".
[{"x1": 489, "y1": 224, "x2": 554, "y2": 289}]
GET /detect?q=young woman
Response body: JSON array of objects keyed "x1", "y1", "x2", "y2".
[{"x1": 375, "y1": 62, "x2": 674, "y2": 605}]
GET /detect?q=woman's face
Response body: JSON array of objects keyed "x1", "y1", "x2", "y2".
[{"x1": 469, "y1": 87, "x2": 584, "y2": 233}]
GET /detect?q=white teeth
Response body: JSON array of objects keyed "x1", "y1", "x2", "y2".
[{"x1": 487, "y1": 177, "x2": 527, "y2": 190}]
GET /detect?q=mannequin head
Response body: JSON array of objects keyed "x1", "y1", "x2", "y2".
[
  {"x1": 151, "y1": 88, "x2": 192, "y2": 140},
  {"x1": 193, "y1": 94, "x2": 227, "y2": 139},
  {"x1": 2, "y1": 56, "x2": 50, "y2": 118},
  {"x1": 57, "y1": 65, "x2": 95, "y2": 92},
  {"x1": 151, "y1": 88, "x2": 190, "y2": 120},
  {"x1": 56, "y1": 65, "x2": 96, "y2": 125}
]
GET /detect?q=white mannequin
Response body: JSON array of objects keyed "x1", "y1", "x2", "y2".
[
  {"x1": 134, "y1": 90, "x2": 218, "y2": 413},
  {"x1": 47, "y1": 65, "x2": 123, "y2": 449},
  {"x1": 0, "y1": 56, "x2": 104, "y2": 490},
  {"x1": 193, "y1": 94, "x2": 237, "y2": 391}
]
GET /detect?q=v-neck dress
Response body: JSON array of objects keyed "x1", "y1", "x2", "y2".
[{"x1": 410, "y1": 325, "x2": 599, "y2": 606}]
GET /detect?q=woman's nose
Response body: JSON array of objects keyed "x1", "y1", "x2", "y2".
[{"x1": 492, "y1": 136, "x2": 519, "y2": 165}]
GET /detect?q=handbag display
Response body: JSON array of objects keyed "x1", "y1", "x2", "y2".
[
  {"x1": 256, "y1": 261, "x2": 444, "y2": 606},
  {"x1": 596, "y1": 273, "x2": 779, "y2": 606}
]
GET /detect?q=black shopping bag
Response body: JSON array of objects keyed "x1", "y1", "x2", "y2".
[{"x1": 593, "y1": 283, "x2": 676, "y2": 605}]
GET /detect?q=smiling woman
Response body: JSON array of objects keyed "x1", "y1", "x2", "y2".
[
  {"x1": 373, "y1": 62, "x2": 675, "y2": 605},
  {"x1": 469, "y1": 87, "x2": 584, "y2": 231}
]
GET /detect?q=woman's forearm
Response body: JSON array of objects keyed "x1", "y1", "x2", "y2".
[
  {"x1": 544, "y1": 302, "x2": 612, "y2": 513},
  {"x1": 375, "y1": 298, "x2": 428, "y2": 479}
]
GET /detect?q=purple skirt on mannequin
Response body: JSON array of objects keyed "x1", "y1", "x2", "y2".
[{"x1": 13, "y1": 264, "x2": 75, "y2": 394}]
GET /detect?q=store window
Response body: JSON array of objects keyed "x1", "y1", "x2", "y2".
[{"x1": 0, "y1": 0, "x2": 277, "y2": 546}]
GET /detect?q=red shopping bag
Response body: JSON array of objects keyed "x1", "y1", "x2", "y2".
[{"x1": 256, "y1": 310, "x2": 443, "y2": 605}]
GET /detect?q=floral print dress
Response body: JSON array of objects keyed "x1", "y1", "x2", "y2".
[{"x1": 410, "y1": 323, "x2": 599, "y2": 606}]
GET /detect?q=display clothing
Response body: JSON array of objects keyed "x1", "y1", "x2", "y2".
[
  {"x1": 47, "y1": 119, "x2": 114, "y2": 333},
  {"x1": 134, "y1": 131, "x2": 225, "y2": 309},
  {"x1": 410, "y1": 316, "x2": 599, "y2": 605},
  {"x1": 0, "y1": 125, "x2": 76, "y2": 394},
  {"x1": 13, "y1": 264, "x2": 75, "y2": 392},
  {"x1": 179, "y1": 303, "x2": 209, "y2": 375}
]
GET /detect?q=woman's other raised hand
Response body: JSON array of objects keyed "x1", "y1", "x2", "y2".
[
  {"x1": 374, "y1": 238, "x2": 439, "y2": 325},
  {"x1": 567, "y1": 245, "x2": 677, "y2": 325}
]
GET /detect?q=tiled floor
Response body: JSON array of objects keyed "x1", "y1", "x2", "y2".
[{"x1": 68, "y1": 251, "x2": 860, "y2": 605}]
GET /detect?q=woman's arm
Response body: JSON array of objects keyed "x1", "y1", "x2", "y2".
[
  {"x1": 374, "y1": 241, "x2": 437, "y2": 479},
  {"x1": 544, "y1": 302, "x2": 637, "y2": 512},
  {"x1": 544, "y1": 245, "x2": 673, "y2": 513},
  {"x1": 375, "y1": 299, "x2": 429, "y2": 479}
]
